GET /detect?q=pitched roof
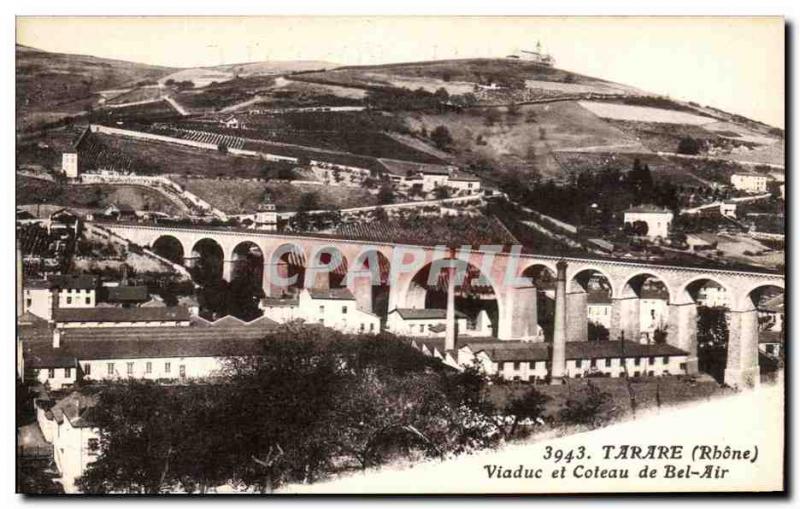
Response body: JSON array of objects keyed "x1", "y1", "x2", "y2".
[
  {"x1": 463, "y1": 340, "x2": 687, "y2": 363},
  {"x1": 392, "y1": 308, "x2": 468, "y2": 320},
  {"x1": 52, "y1": 306, "x2": 191, "y2": 323},
  {"x1": 48, "y1": 274, "x2": 98, "y2": 290},
  {"x1": 105, "y1": 285, "x2": 149, "y2": 302},
  {"x1": 759, "y1": 294, "x2": 784, "y2": 313},
  {"x1": 759, "y1": 330, "x2": 784, "y2": 344},
  {"x1": 36, "y1": 391, "x2": 99, "y2": 427},
  {"x1": 306, "y1": 288, "x2": 356, "y2": 301},
  {"x1": 24, "y1": 325, "x2": 278, "y2": 365}
]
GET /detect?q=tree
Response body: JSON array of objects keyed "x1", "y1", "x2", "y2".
[
  {"x1": 297, "y1": 192, "x2": 320, "y2": 212},
  {"x1": 502, "y1": 387, "x2": 550, "y2": 438},
  {"x1": 377, "y1": 185, "x2": 395, "y2": 205},
  {"x1": 558, "y1": 381, "x2": 611, "y2": 428},
  {"x1": 430, "y1": 125, "x2": 454, "y2": 151},
  {"x1": 631, "y1": 220, "x2": 649, "y2": 236},
  {"x1": 433, "y1": 186, "x2": 451, "y2": 200},
  {"x1": 588, "y1": 322, "x2": 610, "y2": 342},
  {"x1": 677, "y1": 136, "x2": 701, "y2": 155}
]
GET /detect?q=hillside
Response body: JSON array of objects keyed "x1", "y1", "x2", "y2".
[{"x1": 16, "y1": 44, "x2": 175, "y2": 129}]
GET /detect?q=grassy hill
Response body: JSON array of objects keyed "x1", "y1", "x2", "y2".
[{"x1": 16, "y1": 45, "x2": 174, "y2": 129}]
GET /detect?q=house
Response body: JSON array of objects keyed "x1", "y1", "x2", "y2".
[
  {"x1": 731, "y1": 172, "x2": 769, "y2": 193},
  {"x1": 220, "y1": 116, "x2": 243, "y2": 129},
  {"x1": 260, "y1": 288, "x2": 381, "y2": 334},
  {"x1": 49, "y1": 274, "x2": 99, "y2": 310},
  {"x1": 34, "y1": 391, "x2": 100, "y2": 493},
  {"x1": 758, "y1": 293, "x2": 784, "y2": 333},
  {"x1": 696, "y1": 281, "x2": 729, "y2": 308},
  {"x1": 23, "y1": 279, "x2": 55, "y2": 321},
  {"x1": 759, "y1": 330, "x2": 784, "y2": 359},
  {"x1": 587, "y1": 291, "x2": 612, "y2": 329},
  {"x1": 623, "y1": 205, "x2": 674, "y2": 239},
  {"x1": 720, "y1": 202, "x2": 738, "y2": 218},
  {"x1": 638, "y1": 283, "x2": 669, "y2": 343},
  {"x1": 61, "y1": 150, "x2": 79, "y2": 178},
  {"x1": 446, "y1": 172, "x2": 482, "y2": 194},
  {"x1": 386, "y1": 308, "x2": 470, "y2": 337},
  {"x1": 51, "y1": 306, "x2": 192, "y2": 328},
  {"x1": 103, "y1": 203, "x2": 136, "y2": 220}
]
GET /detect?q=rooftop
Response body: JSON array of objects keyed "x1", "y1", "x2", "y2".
[
  {"x1": 306, "y1": 287, "x2": 356, "y2": 301},
  {"x1": 105, "y1": 285, "x2": 149, "y2": 303},
  {"x1": 48, "y1": 274, "x2": 98, "y2": 291},
  {"x1": 392, "y1": 308, "x2": 469, "y2": 320},
  {"x1": 24, "y1": 323, "x2": 279, "y2": 366},
  {"x1": 52, "y1": 306, "x2": 191, "y2": 324}
]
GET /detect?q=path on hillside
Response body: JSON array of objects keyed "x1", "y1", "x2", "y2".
[
  {"x1": 164, "y1": 95, "x2": 189, "y2": 116},
  {"x1": 68, "y1": 181, "x2": 194, "y2": 216}
]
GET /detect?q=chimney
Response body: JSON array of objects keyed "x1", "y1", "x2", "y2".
[
  {"x1": 52, "y1": 326, "x2": 62, "y2": 349},
  {"x1": 550, "y1": 259, "x2": 568, "y2": 384}
]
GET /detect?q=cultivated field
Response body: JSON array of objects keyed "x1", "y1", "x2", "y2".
[
  {"x1": 579, "y1": 101, "x2": 714, "y2": 125},
  {"x1": 172, "y1": 177, "x2": 377, "y2": 213},
  {"x1": 407, "y1": 101, "x2": 641, "y2": 177},
  {"x1": 16, "y1": 176, "x2": 182, "y2": 215},
  {"x1": 158, "y1": 68, "x2": 233, "y2": 88}
]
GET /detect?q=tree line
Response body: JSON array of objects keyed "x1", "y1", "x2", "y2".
[{"x1": 75, "y1": 325, "x2": 614, "y2": 494}]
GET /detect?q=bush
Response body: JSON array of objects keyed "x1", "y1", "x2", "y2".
[{"x1": 558, "y1": 381, "x2": 612, "y2": 428}]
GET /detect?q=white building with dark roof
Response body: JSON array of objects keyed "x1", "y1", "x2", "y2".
[{"x1": 259, "y1": 288, "x2": 381, "y2": 334}]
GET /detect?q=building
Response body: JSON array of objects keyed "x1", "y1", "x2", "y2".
[
  {"x1": 446, "y1": 172, "x2": 482, "y2": 193},
  {"x1": 253, "y1": 201, "x2": 278, "y2": 231},
  {"x1": 386, "y1": 308, "x2": 470, "y2": 337},
  {"x1": 759, "y1": 330, "x2": 784, "y2": 359},
  {"x1": 47, "y1": 274, "x2": 99, "y2": 311},
  {"x1": 720, "y1": 202, "x2": 738, "y2": 218},
  {"x1": 411, "y1": 338, "x2": 688, "y2": 382},
  {"x1": 758, "y1": 293, "x2": 784, "y2": 333},
  {"x1": 260, "y1": 288, "x2": 381, "y2": 334},
  {"x1": 220, "y1": 116, "x2": 243, "y2": 129},
  {"x1": 623, "y1": 205, "x2": 674, "y2": 239},
  {"x1": 61, "y1": 151, "x2": 79, "y2": 178},
  {"x1": 23, "y1": 280, "x2": 55, "y2": 321},
  {"x1": 34, "y1": 391, "x2": 99, "y2": 493},
  {"x1": 103, "y1": 203, "x2": 137, "y2": 221},
  {"x1": 638, "y1": 283, "x2": 669, "y2": 343},
  {"x1": 731, "y1": 172, "x2": 769, "y2": 194},
  {"x1": 696, "y1": 281, "x2": 729, "y2": 308},
  {"x1": 587, "y1": 291, "x2": 612, "y2": 329}
]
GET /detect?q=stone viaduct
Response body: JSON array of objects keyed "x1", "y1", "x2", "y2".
[{"x1": 97, "y1": 221, "x2": 785, "y2": 389}]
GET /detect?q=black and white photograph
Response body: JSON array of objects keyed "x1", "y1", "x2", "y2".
[{"x1": 12, "y1": 12, "x2": 787, "y2": 496}]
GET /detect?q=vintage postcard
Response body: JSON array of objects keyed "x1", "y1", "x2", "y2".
[{"x1": 15, "y1": 16, "x2": 785, "y2": 495}]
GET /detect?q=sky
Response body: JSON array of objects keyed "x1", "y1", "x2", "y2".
[{"x1": 16, "y1": 16, "x2": 784, "y2": 127}]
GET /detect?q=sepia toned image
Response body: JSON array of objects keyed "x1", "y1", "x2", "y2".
[{"x1": 14, "y1": 16, "x2": 785, "y2": 495}]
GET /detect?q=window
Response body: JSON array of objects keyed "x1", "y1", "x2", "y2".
[
  {"x1": 513, "y1": 361, "x2": 521, "y2": 370},
  {"x1": 65, "y1": 368, "x2": 71, "y2": 378},
  {"x1": 590, "y1": 359, "x2": 596, "y2": 368},
  {"x1": 66, "y1": 297, "x2": 72, "y2": 305},
  {"x1": 529, "y1": 362, "x2": 536, "y2": 370},
  {"x1": 165, "y1": 362, "x2": 171, "y2": 374},
  {"x1": 605, "y1": 358, "x2": 612, "y2": 367},
  {"x1": 127, "y1": 362, "x2": 134, "y2": 375},
  {"x1": 649, "y1": 357, "x2": 655, "y2": 365},
  {"x1": 179, "y1": 365, "x2": 186, "y2": 378},
  {"x1": 766, "y1": 345, "x2": 774, "y2": 354},
  {"x1": 146, "y1": 362, "x2": 152, "y2": 374},
  {"x1": 319, "y1": 305, "x2": 325, "y2": 314},
  {"x1": 419, "y1": 325, "x2": 425, "y2": 334},
  {"x1": 85, "y1": 297, "x2": 91, "y2": 305},
  {"x1": 634, "y1": 358, "x2": 641, "y2": 366},
  {"x1": 679, "y1": 362, "x2": 687, "y2": 371},
  {"x1": 575, "y1": 359, "x2": 582, "y2": 368},
  {"x1": 662, "y1": 356, "x2": 669, "y2": 364},
  {"x1": 87, "y1": 438, "x2": 100, "y2": 456},
  {"x1": 359, "y1": 323, "x2": 365, "y2": 332},
  {"x1": 48, "y1": 368, "x2": 55, "y2": 379},
  {"x1": 25, "y1": 298, "x2": 31, "y2": 308},
  {"x1": 107, "y1": 363, "x2": 114, "y2": 375},
  {"x1": 369, "y1": 323, "x2": 375, "y2": 332},
  {"x1": 84, "y1": 363, "x2": 91, "y2": 376},
  {"x1": 648, "y1": 371, "x2": 654, "y2": 377},
  {"x1": 342, "y1": 306, "x2": 348, "y2": 314}
]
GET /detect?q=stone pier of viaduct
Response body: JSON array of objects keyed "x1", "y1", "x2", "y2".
[{"x1": 96, "y1": 222, "x2": 785, "y2": 389}]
